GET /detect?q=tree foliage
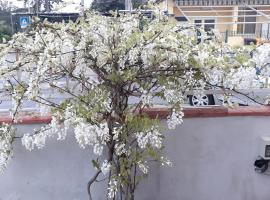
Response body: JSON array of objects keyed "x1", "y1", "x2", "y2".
[
  {"x1": 0, "y1": 0, "x2": 16, "y2": 11},
  {"x1": 0, "y1": 20, "x2": 12, "y2": 43},
  {"x1": 25, "y1": 0, "x2": 63, "y2": 12},
  {"x1": 0, "y1": 11, "x2": 260, "y2": 199},
  {"x1": 91, "y1": 0, "x2": 144, "y2": 12}
]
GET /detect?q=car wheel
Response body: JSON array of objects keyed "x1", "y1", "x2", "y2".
[{"x1": 188, "y1": 94, "x2": 215, "y2": 106}]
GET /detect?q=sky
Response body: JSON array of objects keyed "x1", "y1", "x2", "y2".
[{"x1": 7, "y1": 0, "x2": 93, "y2": 9}]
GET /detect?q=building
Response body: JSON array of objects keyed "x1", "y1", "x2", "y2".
[{"x1": 159, "y1": 0, "x2": 270, "y2": 44}]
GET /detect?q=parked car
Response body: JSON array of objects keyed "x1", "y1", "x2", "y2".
[{"x1": 186, "y1": 87, "x2": 270, "y2": 106}]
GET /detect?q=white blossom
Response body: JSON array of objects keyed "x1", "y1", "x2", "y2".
[
  {"x1": 164, "y1": 89, "x2": 183, "y2": 104},
  {"x1": 21, "y1": 133, "x2": 35, "y2": 151},
  {"x1": 25, "y1": 75, "x2": 40, "y2": 100},
  {"x1": 167, "y1": 109, "x2": 184, "y2": 130},
  {"x1": 138, "y1": 161, "x2": 149, "y2": 174},
  {"x1": 115, "y1": 143, "x2": 126, "y2": 156},
  {"x1": 136, "y1": 127, "x2": 163, "y2": 149},
  {"x1": 195, "y1": 51, "x2": 209, "y2": 64},
  {"x1": 108, "y1": 178, "x2": 118, "y2": 199},
  {"x1": 74, "y1": 119, "x2": 110, "y2": 156},
  {"x1": 160, "y1": 156, "x2": 172, "y2": 167},
  {"x1": 253, "y1": 43, "x2": 270, "y2": 68},
  {"x1": 207, "y1": 66, "x2": 257, "y2": 90},
  {"x1": 63, "y1": 105, "x2": 76, "y2": 130},
  {"x1": 136, "y1": 132, "x2": 148, "y2": 149},
  {"x1": 112, "y1": 127, "x2": 121, "y2": 141},
  {"x1": 21, "y1": 115, "x2": 68, "y2": 150},
  {"x1": 51, "y1": 116, "x2": 67, "y2": 141},
  {"x1": 0, "y1": 125, "x2": 14, "y2": 173},
  {"x1": 93, "y1": 143, "x2": 103, "y2": 156},
  {"x1": 101, "y1": 160, "x2": 111, "y2": 175}
]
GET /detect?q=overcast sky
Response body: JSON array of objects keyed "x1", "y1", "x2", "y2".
[{"x1": 7, "y1": 0, "x2": 93, "y2": 8}]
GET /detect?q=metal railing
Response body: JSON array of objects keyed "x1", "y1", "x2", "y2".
[
  {"x1": 220, "y1": 30, "x2": 270, "y2": 43},
  {"x1": 176, "y1": 0, "x2": 270, "y2": 6}
]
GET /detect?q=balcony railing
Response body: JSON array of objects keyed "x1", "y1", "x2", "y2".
[{"x1": 176, "y1": 0, "x2": 270, "y2": 6}]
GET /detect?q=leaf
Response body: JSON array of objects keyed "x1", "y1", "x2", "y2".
[{"x1": 91, "y1": 159, "x2": 100, "y2": 169}]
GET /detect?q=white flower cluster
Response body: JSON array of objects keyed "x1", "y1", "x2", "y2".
[
  {"x1": 128, "y1": 47, "x2": 140, "y2": 65},
  {"x1": 137, "y1": 161, "x2": 149, "y2": 174},
  {"x1": 63, "y1": 105, "x2": 76, "y2": 129},
  {"x1": 253, "y1": 43, "x2": 270, "y2": 68},
  {"x1": 160, "y1": 156, "x2": 172, "y2": 167},
  {"x1": 115, "y1": 143, "x2": 127, "y2": 156},
  {"x1": 135, "y1": 127, "x2": 162, "y2": 149},
  {"x1": 22, "y1": 116, "x2": 67, "y2": 151},
  {"x1": 226, "y1": 67, "x2": 257, "y2": 89},
  {"x1": 183, "y1": 70, "x2": 195, "y2": 87},
  {"x1": 164, "y1": 88, "x2": 184, "y2": 104},
  {"x1": 25, "y1": 75, "x2": 40, "y2": 100},
  {"x1": 208, "y1": 67, "x2": 257, "y2": 90},
  {"x1": 101, "y1": 160, "x2": 111, "y2": 175},
  {"x1": 195, "y1": 50, "x2": 209, "y2": 65},
  {"x1": 21, "y1": 133, "x2": 33, "y2": 150},
  {"x1": 167, "y1": 109, "x2": 184, "y2": 130},
  {"x1": 0, "y1": 124, "x2": 14, "y2": 173},
  {"x1": 112, "y1": 126, "x2": 121, "y2": 141},
  {"x1": 206, "y1": 68, "x2": 223, "y2": 86},
  {"x1": 11, "y1": 87, "x2": 23, "y2": 117},
  {"x1": 141, "y1": 92, "x2": 153, "y2": 106},
  {"x1": 74, "y1": 119, "x2": 110, "y2": 156},
  {"x1": 108, "y1": 178, "x2": 118, "y2": 199},
  {"x1": 51, "y1": 116, "x2": 68, "y2": 141},
  {"x1": 22, "y1": 133, "x2": 44, "y2": 150}
]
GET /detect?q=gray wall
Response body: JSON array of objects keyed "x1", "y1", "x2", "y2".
[{"x1": 1, "y1": 116, "x2": 270, "y2": 200}]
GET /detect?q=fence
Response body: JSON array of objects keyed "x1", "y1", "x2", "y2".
[
  {"x1": 176, "y1": 0, "x2": 270, "y2": 6},
  {"x1": 220, "y1": 30, "x2": 270, "y2": 43}
]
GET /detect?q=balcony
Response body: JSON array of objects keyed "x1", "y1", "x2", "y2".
[{"x1": 176, "y1": 0, "x2": 270, "y2": 6}]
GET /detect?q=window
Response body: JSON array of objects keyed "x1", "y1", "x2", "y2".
[
  {"x1": 194, "y1": 19, "x2": 215, "y2": 32},
  {"x1": 194, "y1": 19, "x2": 202, "y2": 28},
  {"x1": 204, "y1": 19, "x2": 215, "y2": 32},
  {"x1": 237, "y1": 8, "x2": 256, "y2": 34}
]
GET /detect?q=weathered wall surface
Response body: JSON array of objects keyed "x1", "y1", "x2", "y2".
[
  {"x1": 141, "y1": 116, "x2": 270, "y2": 200},
  {"x1": 1, "y1": 116, "x2": 270, "y2": 200}
]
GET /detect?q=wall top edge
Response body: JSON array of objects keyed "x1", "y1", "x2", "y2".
[{"x1": 0, "y1": 106, "x2": 269, "y2": 124}]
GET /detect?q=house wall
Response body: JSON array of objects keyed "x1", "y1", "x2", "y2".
[
  {"x1": 1, "y1": 109, "x2": 270, "y2": 200},
  {"x1": 161, "y1": 0, "x2": 270, "y2": 40},
  {"x1": 255, "y1": 6, "x2": 270, "y2": 38},
  {"x1": 169, "y1": 3, "x2": 237, "y2": 33},
  {"x1": 173, "y1": 6, "x2": 235, "y2": 32}
]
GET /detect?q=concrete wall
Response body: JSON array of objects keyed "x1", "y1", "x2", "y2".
[
  {"x1": 143, "y1": 116, "x2": 270, "y2": 200},
  {"x1": 1, "y1": 116, "x2": 270, "y2": 200}
]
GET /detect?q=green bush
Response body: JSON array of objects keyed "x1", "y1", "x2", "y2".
[{"x1": 0, "y1": 20, "x2": 11, "y2": 43}]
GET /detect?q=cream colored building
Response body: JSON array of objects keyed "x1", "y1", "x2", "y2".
[{"x1": 158, "y1": 0, "x2": 270, "y2": 43}]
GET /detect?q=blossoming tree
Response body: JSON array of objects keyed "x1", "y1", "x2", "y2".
[{"x1": 0, "y1": 11, "x2": 257, "y2": 199}]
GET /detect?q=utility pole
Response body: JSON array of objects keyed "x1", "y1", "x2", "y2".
[
  {"x1": 80, "y1": 0, "x2": 84, "y2": 14},
  {"x1": 45, "y1": 0, "x2": 50, "y2": 12},
  {"x1": 125, "y1": 0, "x2": 132, "y2": 11},
  {"x1": 35, "y1": 0, "x2": 39, "y2": 13}
]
